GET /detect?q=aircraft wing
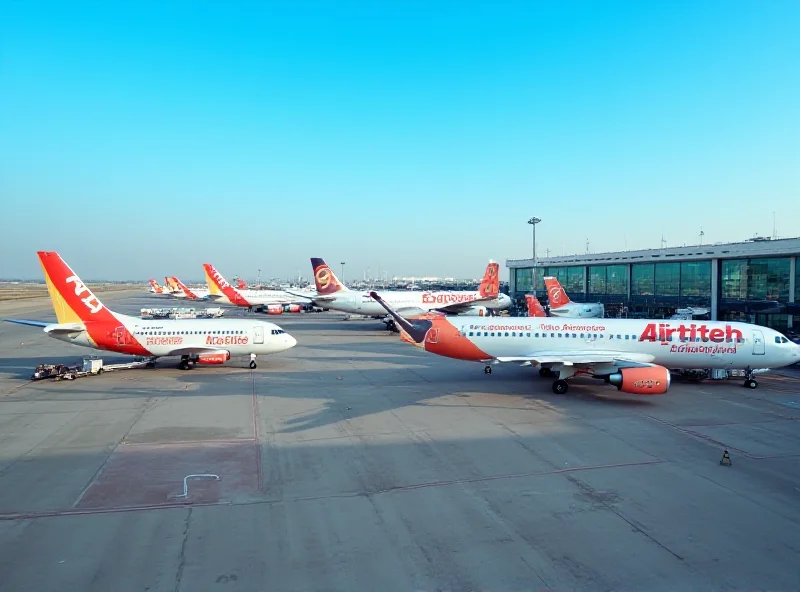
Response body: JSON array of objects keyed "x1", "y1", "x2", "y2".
[
  {"x1": 495, "y1": 350, "x2": 656, "y2": 369},
  {"x1": 163, "y1": 346, "x2": 235, "y2": 357},
  {"x1": 284, "y1": 289, "x2": 332, "y2": 303}
]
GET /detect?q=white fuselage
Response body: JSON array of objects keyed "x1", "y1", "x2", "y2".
[
  {"x1": 322, "y1": 291, "x2": 512, "y2": 316},
  {"x1": 45, "y1": 314, "x2": 296, "y2": 357},
  {"x1": 212, "y1": 289, "x2": 313, "y2": 306},
  {"x1": 549, "y1": 302, "x2": 604, "y2": 318},
  {"x1": 453, "y1": 318, "x2": 800, "y2": 370}
]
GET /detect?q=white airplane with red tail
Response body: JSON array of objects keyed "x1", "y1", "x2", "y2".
[
  {"x1": 370, "y1": 291, "x2": 800, "y2": 395},
  {"x1": 544, "y1": 276, "x2": 604, "y2": 318},
  {"x1": 203, "y1": 264, "x2": 314, "y2": 314},
  {"x1": 5, "y1": 252, "x2": 296, "y2": 370},
  {"x1": 290, "y1": 258, "x2": 511, "y2": 322}
]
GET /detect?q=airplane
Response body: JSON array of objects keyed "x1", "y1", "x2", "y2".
[
  {"x1": 167, "y1": 276, "x2": 211, "y2": 300},
  {"x1": 4, "y1": 252, "x2": 297, "y2": 370},
  {"x1": 148, "y1": 280, "x2": 171, "y2": 295},
  {"x1": 203, "y1": 263, "x2": 314, "y2": 313},
  {"x1": 526, "y1": 294, "x2": 547, "y2": 317},
  {"x1": 543, "y1": 276, "x2": 604, "y2": 318},
  {"x1": 369, "y1": 291, "x2": 800, "y2": 395},
  {"x1": 288, "y1": 258, "x2": 512, "y2": 327}
]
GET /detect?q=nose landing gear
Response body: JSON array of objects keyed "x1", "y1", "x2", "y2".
[
  {"x1": 249, "y1": 353, "x2": 257, "y2": 370},
  {"x1": 743, "y1": 367, "x2": 758, "y2": 389},
  {"x1": 484, "y1": 365, "x2": 492, "y2": 375}
]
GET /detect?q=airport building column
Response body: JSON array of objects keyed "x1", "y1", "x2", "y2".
[
  {"x1": 789, "y1": 257, "x2": 796, "y2": 329},
  {"x1": 710, "y1": 258, "x2": 719, "y2": 321},
  {"x1": 626, "y1": 264, "x2": 631, "y2": 301}
]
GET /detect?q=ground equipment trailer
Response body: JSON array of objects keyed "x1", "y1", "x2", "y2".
[{"x1": 31, "y1": 356, "x2": 156, "y2": 381}]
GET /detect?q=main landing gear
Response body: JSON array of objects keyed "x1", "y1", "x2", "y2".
[
  {"x1": 743, "y1": 367, "x2": 758, "y2": 389},
  {"x1": 539, "y1": 366, "x2": 570, "y2": 394},
  {"x1": 178, "y1": 355, "x2": 195, "y2": 370},
  {"x1": 249, "y1": 353, "x2": 257, "y2": 370}
]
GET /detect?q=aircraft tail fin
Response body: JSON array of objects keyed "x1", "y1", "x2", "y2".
[
  {"x1": 544, "y1": 276, "x2": 572, "y2": 309},
  {"x1": 172, "y1": 277, "x2": 198, "y2": 299},
  {"x1": 478, "y1": 261, "x2": 500, "y2": 299},
  {"x1": 525, "y1": 294, "x2": 547, "y2": 317},
  {"x1": 311, "y1": 258, "x2": 350, "y2": 295},
  {"x1": 37, "y1": 251, "x2": 119, "y2": 325}
]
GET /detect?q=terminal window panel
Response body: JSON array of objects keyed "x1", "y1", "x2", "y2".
[
  {"x1": 654, "y1": 262, "x2": 680, "y2": 296},
  {"x1": 722, "y1": 260, "x2": 747, "y2": 299},
  {"x1": 605, "y1": 265, "x2": 628, "y2": 295},
  {"x1": 796, "y1": 260, "x2": 800, "y2": 301},
  {"x1": 631, "y1": 263, "x2": 655, "y2": 296},
  {"x1": 680, "y1": 261, "x2": 711, "y2": 298},
  {"x1": 747, "y1": 258, "x2": 790, "y2": 301},
  {"x1": 515, "y1": 268, "x2": 532, "y2": 292},
  {"x1": 546, "y1": 266, "x2": 585, "y2": 294},
  {"x1": 588, "y1": 266, "x2": 606, "y2": 294}
]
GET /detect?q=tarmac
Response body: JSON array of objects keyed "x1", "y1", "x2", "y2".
[{"x1": 0, "y1": 292, "x2": 799, "y2": 591}]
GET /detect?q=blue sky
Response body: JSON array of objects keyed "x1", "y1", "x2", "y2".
[{"x1": 1, "y1": 1, "x2": 798, "y2": 282}]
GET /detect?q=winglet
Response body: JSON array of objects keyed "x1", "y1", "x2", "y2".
[{"x1": 369, "y1": 291, "x2": 432, "y2": 344}]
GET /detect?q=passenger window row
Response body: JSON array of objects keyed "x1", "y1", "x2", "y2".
[
  {"x1": 134, "y1": 329, "x2": 247, "y2": 336},
  {"x1": 463, "y1": 331, "x2": 745, "y2": 344}
]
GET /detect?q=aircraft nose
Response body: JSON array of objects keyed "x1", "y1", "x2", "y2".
[{"x1": 285, "y1": 334, "x2": 297, "y2": 349}]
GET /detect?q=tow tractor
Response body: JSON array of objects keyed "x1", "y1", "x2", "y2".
[{"x1": 31, "y1": 356, "x2": 157, "y2": 381}]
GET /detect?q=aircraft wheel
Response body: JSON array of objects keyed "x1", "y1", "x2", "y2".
[
  {"x1": 552, "y1": 379, "x2": 569, "y2": 395},
  {"x1": 179, "y1": 359, "x2": 188, "y2": 370},
  {"x1": 249, "y1": 360, "x2": 257, "y2": 370},
  {"x1": 744, "y1": 379, "x2": 758, "y2": 389},
  {"x1": 484, "y1": 365, "x2": 492, "y2": 375}
]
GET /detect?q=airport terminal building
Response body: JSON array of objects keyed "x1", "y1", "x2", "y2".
[{"x1": 506, "y1": 237, "x2": 800, "y2": 331}]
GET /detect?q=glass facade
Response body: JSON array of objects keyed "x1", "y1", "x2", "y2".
[
  {"x1": 721, "y1": 258, "x2": 791, "y2": 301},
  {"x1": 509, "y1": 253, "x2": 797, "y2": 330},
  {"x1": 514, "y1": 268, "x2": 532, "y2": 292},
  {"x1": 544, "y1": 266, "x2": 585, "y2": 294},
  {"x1": 654, "y1": 262, "x2": 680, "y2": 297},
  {"x1": 588, "y1": 266, "x2": 606, "y2": 294},
  {"x1": 631, "y1": 264, "x2": 654, "y2": 296},
  {"x1": 680, "y1": 261, "x2": 711, "y2": 298},
  {"x1": 605, "y1": 265, "x2": 628, "y2": 295}
]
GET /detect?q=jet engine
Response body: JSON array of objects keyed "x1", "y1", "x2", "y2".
[
  {"x1": 606, "y1": 366, "x2": 670, "y2": 395},
  {"x1": 284, "y1": 304, "x2": 302, "y2": 313},
  {"x1": 196, "y1": 352, "x2": 231, "y2": 365},
  {"x1": 266, "y1": 304, "x2": 283, "y2": 315}
]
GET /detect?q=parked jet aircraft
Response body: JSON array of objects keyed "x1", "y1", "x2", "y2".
[
  {"x1": 5, "y1": 252, "x2": 296, "y2": 370},
  {"x1": 148, "y1": 280, "x2": 171, "y2": 295},
  {"x1": 370, "y1": 291, "x2": 799, "y2": 395},
  {"x1": 166, "y1": 276, "x2": 211, "y2": 300},
  {"x1": 290, "y1": 258, "x2": 511, "y2": 325},
  {"x1": 543, "y1": 276, "x2": 604, "y2": 318},
  {"x1": 203, "y1": 264, "x2": 314, "y2": 312}
]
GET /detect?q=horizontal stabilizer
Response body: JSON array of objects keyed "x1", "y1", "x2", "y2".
[{"x1": 4, "y1": 318, "x2": 51, "y2": 328}]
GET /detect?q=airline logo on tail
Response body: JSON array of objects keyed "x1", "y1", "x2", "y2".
[
  {"x1": 544, "y1": 276, "x2": 571, "y2": 308},
  {"x1": 311, "y1": 258, "x2": 348, "y2": 295},
  {"x1": 38, "y1": 251, "x2": 118, "y2": 325},
  {"x1": 478, "y1": 262, "x2": 500, "y2": 299},
  {"x1": 203, "y1": 264, "x2": 249, "y2": 306},
  {"x1": 171, "y1": 277, "x2": 198, "y2": 299}
]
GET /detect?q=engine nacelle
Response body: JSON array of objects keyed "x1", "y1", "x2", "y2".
[
  {"x1": 266, "y1": 304, "x2": 283, "y2": 315},
  {"x1": 606, "y1": 366, "x2": 670, "y2": 395},
  {"x1": 462, "y1": 306, "x2": 489, "y2": 316},
  {"x1": 285, "y1": 304, "x2": 302, "y2": 313},
  {"x1": 196, "y1": 352, "x2": 231, "y2": 365}
]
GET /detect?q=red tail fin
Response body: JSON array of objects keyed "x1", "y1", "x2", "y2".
[
  {"x1": 311, "y1": 258, "x2": 349, "y2": 295},
  {"x1": 37, "y1": 251, "x2": 120, "y2": 325},
  {"x1": 236, "y1": 278, "x2": 247, "y2": 289},
  {"x1": 525, "y1": 294, "x2": 547, "y2": 317},
  {"x1": 203, "y1": 264, "x2": 251, "y2": 307},
  {"x1": 478, "y1": 262, "x2": 500, "y2": 298},
  {"x1": 544, "y1": 276, "x2": 572, "y2": 309},
  {"x1": 172, "y1": 277, "x2": 199, "y2": 300}
]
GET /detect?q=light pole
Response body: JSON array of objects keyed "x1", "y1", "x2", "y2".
[
  {"x1": 340, "y1": 261, "x2": 346, "y2": 286},
  {"x1": 527, "y1": 217, "x2": 541, "y2": 293}
]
